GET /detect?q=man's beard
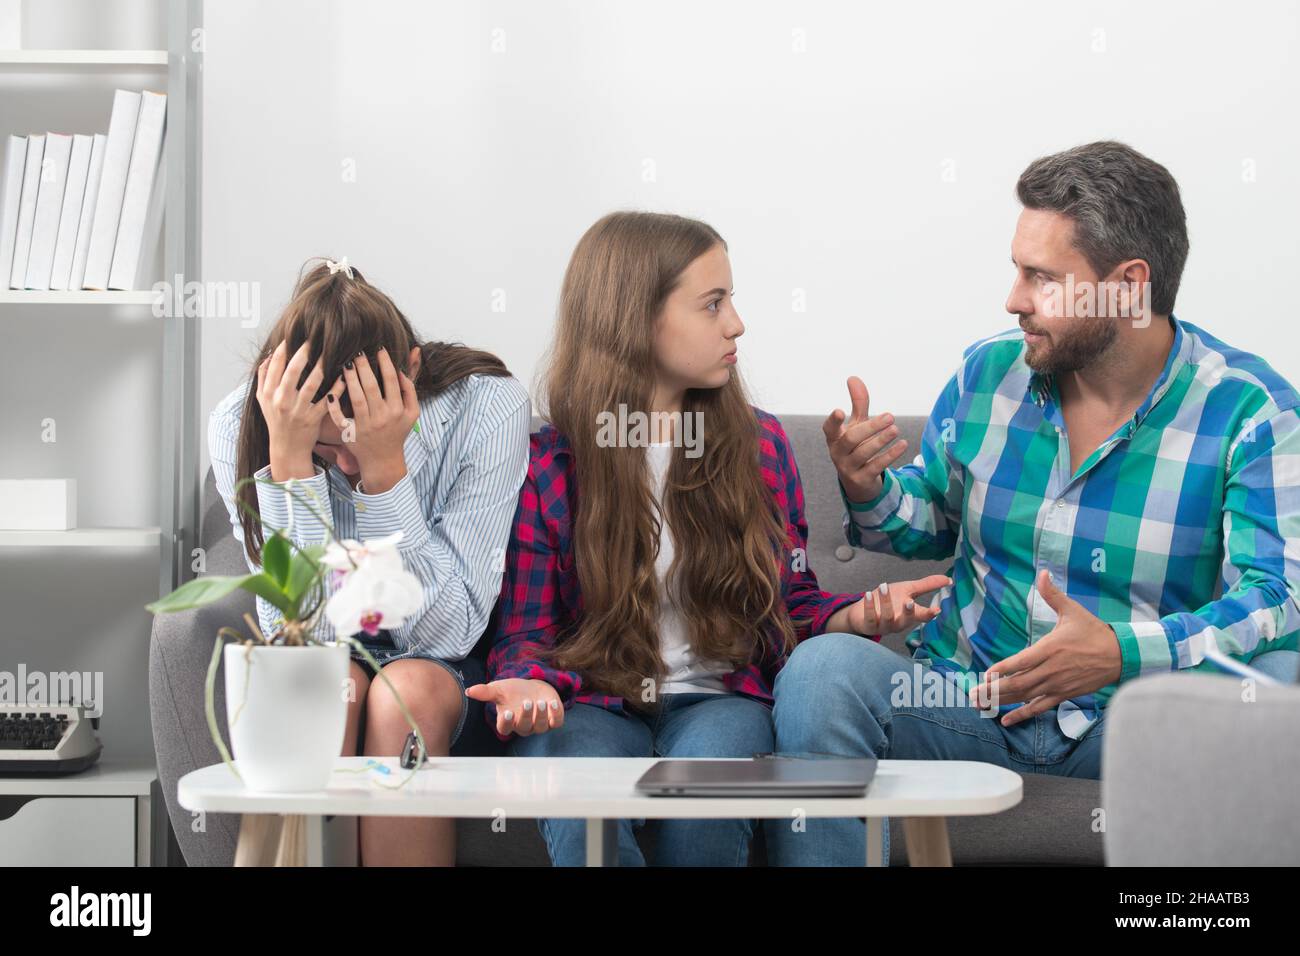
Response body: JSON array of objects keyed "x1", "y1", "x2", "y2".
[{"x1": 1022, "y1": 318, "x2": 1119, "y2": 375}]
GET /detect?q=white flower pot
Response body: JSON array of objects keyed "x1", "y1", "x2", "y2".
[{"x1": 223, "y1": 642, "x2": 350, "y2": 792}]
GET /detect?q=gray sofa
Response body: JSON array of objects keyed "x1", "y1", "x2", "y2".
[{"x1": 150, "y1": 415, "x2": 1104, "y2": 866}]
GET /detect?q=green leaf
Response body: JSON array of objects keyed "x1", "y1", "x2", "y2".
[
  {"x1": 285, "y1": 546, "x2": 326, "y2": 618},
  {"x1": 262, "y1": 533, "x2": 290, "y2": 587},
  {"x1": 146, "y1": 572, "x2": 293, "y2": 615}
]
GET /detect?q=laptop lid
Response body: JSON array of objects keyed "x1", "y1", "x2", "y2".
[{"x1": 635, "y1": 756, "x2": 876, "y2": 797}]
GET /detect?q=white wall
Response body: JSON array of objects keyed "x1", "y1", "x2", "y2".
[{"x1": 201, "y1": 0, "x2": 1300, "y2": 468}]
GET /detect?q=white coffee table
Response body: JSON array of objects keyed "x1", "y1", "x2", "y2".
[{"x1": 177, "y1": 756, "x2": 1022, "y2": 867}]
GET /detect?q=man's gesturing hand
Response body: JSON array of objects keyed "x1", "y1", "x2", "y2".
[
  {"x1": 824, "y1": 376, "x2": 910, "y2": 504},
  {"x1": 971, "y1": 570, "x2": 1123, "y2": 727}
]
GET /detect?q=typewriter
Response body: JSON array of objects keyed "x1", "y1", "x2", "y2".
[{"x1": 0, "y1": 702, "x2": 102, "y2": 775}]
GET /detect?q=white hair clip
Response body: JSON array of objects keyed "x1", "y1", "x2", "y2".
[{"x1": 326, "y1": 256, "x2": 354, "y2": 279}]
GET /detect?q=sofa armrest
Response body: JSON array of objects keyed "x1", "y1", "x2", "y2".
[
  {"x1": 149, "y1": 585, "x2": 257, "y2": 867},
  {"x1": 1102, "y1": 672, "x2": 1300, "y2": 865}
]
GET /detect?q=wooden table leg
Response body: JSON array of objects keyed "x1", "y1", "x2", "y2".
[
  {"x1": 275, "y1": 814, "x2": 308, "y2": 866},
  {"x1": 234, "y1": 813, "x2": 284, "y2": 867},
  {"x1": 902, "y1": 817, "x2": 953, "y2": 867}
]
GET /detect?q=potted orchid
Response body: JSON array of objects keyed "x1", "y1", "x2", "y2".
[{"x1": 147, "y1": 478, "x2": 427, "y2": 792}]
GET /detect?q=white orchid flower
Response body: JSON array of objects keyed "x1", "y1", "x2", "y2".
[
  {"x1": 326, "y1": 563, "x2": 423, "y2": 639},
  {"x1": 321, "y1": 531, "x2": 422, "y2": 639},
  {"x1": 321, "y1": 531, "x2": 406, "y2": 579}
]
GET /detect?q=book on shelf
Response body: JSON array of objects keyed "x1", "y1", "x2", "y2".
[
  {"x1": 0, "y1": 134, "x2": 25, "y2": 286},
  {"x1": 8, "y1": 133, "x2": 43, "y2": 289},
  {"x1": 82, "y1": 89, "x2": 142, "y2": 291},
  {"x1": 68, "y1": 134, "x2": 107, "y2": 291},
  {"x1": 24, "y1": 131, "x2": 73, "y2": 291},
  {"x1": 108, "y1": 90, "x2": 166, "y2": 291},
  {"x1": 49, "y1": 133, "x2": 94, "y2": 291},
  {"x1": 0, "y1": 88, "x2": 168, "y2": 296}
]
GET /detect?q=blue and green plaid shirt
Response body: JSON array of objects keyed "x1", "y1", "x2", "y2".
[{"x1": 845, "y1": 316, "x2": 1300, "y2": 738}]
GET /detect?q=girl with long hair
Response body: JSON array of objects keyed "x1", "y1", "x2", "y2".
[
  {"x1": 209, "y1": 257, "x2": 529, "y2": 865},
  {"x1": 467, "y1": 214, "x2": 948, "y2": 865}
]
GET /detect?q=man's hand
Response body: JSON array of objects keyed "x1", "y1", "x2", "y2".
[
  {"x1": 325, "y1": 347, "x2": 420, "y2": 494},
  {"x1": 972, "y1": 570, "x2": 1123, "y2": 727},
  {"x1": 831, "y1": 574, "x2": 953, "y2": 637},
  {"x1": 823, "y1": 376, "x2": 910, "y2": 504},
  {"x1": 465, "y1": 679, "x2": 565, "y2": 737}
]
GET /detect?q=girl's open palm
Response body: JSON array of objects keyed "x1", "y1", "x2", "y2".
[{"x1": 850, "y1": 574, "x2": 952, "y2": 637}]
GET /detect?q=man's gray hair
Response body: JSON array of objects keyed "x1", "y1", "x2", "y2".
[{"x1": 1016, "y1": 141, "x2": 1189, "y2": 316}]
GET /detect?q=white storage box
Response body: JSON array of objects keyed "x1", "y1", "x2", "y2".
[{"x1": 0, "y1": 478, "x2": 77, "y2": 530}]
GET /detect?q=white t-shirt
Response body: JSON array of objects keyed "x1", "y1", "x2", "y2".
[{"x1": 646, "y1": 441, "x2": 732, "y2": 695}]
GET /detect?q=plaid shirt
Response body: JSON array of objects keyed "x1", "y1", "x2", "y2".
[
  {"x1": 487, "y1": 409, "x2": 862, "y2": 727},
  {"x1": 845, "y1": 317, "x2": 1300, "y2": 739}
]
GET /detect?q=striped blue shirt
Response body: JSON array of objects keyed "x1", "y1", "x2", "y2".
[{"x1": 209, "y1": 373, "x2": 531, "y2": 662}]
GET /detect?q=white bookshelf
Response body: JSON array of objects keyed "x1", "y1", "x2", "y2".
[
  {"x1": 0, "y1": 0, "x2": 203, "y2": 869},
  {"x1": 0, "y1": 527, "x2": 161, "y2": 547},
  {"x1": 0, "y1": 289, "x2": 157, "y2": 304},
  {"x1": 0, "y1": 49, "x2": 167, "y2": 66},
  {"x1": 0, "y1": 6, "x2": 201, "y2": 575}
]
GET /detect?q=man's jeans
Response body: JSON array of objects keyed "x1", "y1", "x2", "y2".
[
  {"x1": 510, "y1": 692, "x2": 774, "y2": 866},
  {"x1": 767, "y1": 631, "x2": 1300, "y2": 866}
]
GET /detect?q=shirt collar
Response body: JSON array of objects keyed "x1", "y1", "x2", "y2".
[
  {"x1": 408, "y1": 387, "x2": 458, "y2": 470},
  {"x1": 1132, "y1": 315, "x2": 1190, "y2": 425},
  {"x1": 1027, "y1": 315, "x2": 1189, "y2": 429}
]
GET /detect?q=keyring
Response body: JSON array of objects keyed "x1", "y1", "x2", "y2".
[{"x1": 400, "y1": 730, "x2": 428, "y2": 769}]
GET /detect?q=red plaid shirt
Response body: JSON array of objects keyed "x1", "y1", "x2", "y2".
[{"x1": 486, "y1": 409, "x2": 866, "y2": 732}]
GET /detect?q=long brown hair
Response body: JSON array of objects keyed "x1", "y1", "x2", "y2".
[
  {"x1": 236, "y1": 258, "x2": 509, "y2": 563},
  {"x1": 540, "y1": 212, "x2": 795, "y2": 704}
]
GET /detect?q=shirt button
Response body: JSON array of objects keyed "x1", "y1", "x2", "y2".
[
  {"x1": 356, "y1": 503, "x2": 367, "y2": 514},
  {"x1": 834, "y1": 545, "x2": 855, "y2": 562},
  {"x1": 1056, "y1": 499, "x2": 1065, "y2": 508}
]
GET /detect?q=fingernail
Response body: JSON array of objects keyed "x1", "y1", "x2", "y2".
[
  {"x1": 345, "y1": 360, "x2": 353, "y2": 369},
  {"x1": 880, "y1": 582, "x2": 889, "y2": 594},
  {"x1": 522, "y1": 699, "x2": 533, "y2": 711},
  {"x1": 327, "y1": 394, "x2": 335, "y2": 403},
  {"x1": 503, "y1": 709, "x2": 513, "y2": 721},
  {"x1": 549, "y1": 699, "x2": 559, "y2": 710},
  {"x1": 535, "y1": 699, "x2": 546, "y2": 712},
  {"x1": 905, "y1": 599, "x2": 914, "y2": 610}
]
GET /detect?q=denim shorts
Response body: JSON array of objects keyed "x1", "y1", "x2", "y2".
[{"x1": 349, "y1": 630, "x2": 485, "y2": 747}]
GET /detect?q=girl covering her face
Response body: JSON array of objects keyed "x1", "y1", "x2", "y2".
[{"x1": 209, "y1": 257, "x2": 530, "y2": 865}]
